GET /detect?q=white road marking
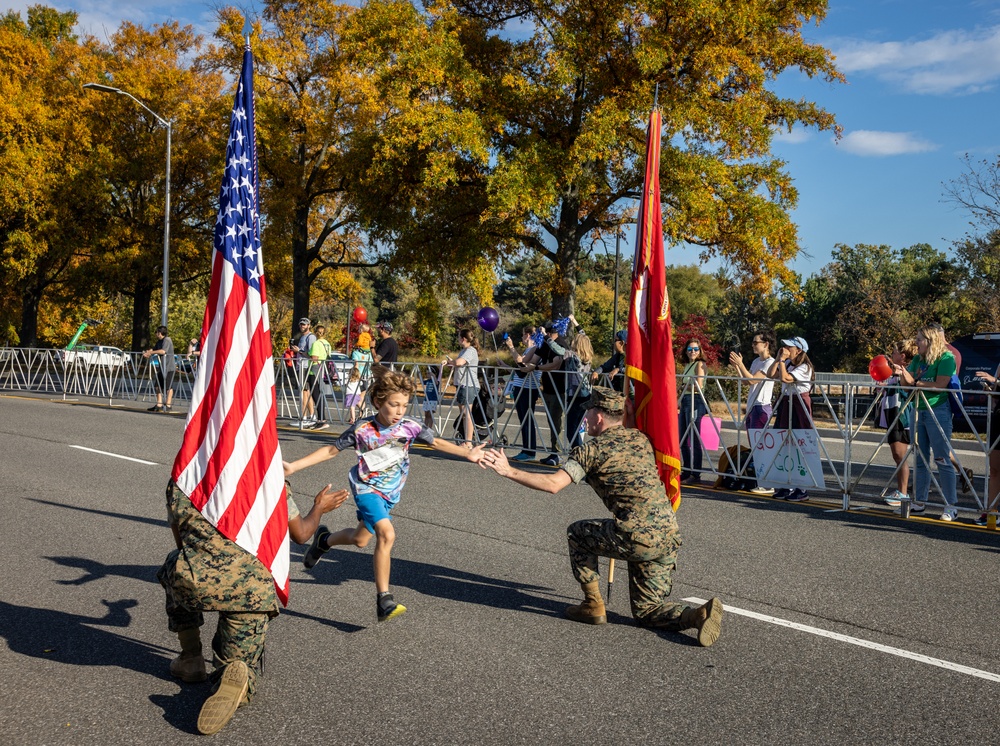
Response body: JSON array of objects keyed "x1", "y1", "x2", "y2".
[
  {"x1": 69, "y1": 445, "x2": 157, "y2": 466},
  {"x1": 684, "y1": 597, "x2": 1000, "y2": 683}
]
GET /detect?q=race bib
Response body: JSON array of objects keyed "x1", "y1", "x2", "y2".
[{"x1": 361, "y1": 442, "x2": 407, "y2": 473}]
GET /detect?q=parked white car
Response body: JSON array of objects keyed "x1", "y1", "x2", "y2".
[{"x1": 62, "y1": 344, "x2": 127, "y2": 369}]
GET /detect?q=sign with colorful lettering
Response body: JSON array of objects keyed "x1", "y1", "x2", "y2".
[{"x1": 751, "y1": 428, "x2": 825, "y2": 489}]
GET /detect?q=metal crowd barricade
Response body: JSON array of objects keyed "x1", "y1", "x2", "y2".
[{"x1": 2, "y1": 344, "x2": 998, "y2": 526}]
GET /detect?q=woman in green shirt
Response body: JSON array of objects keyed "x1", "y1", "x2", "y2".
[{"x1": 894, "y1": 324, "x2": 958, "y2": 520}]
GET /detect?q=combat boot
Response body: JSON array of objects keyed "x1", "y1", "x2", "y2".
[
  {"x1": 680, "y1": 597, "x2": 724, "y2": 647},
  {"x1": 197, "y1": 660, "x2": 250, "y2": 735},
  {"x1": 564, "y1": 581, "x2": 607, "y2": 625},
  {"x1": 170, "y1": 627, "x2": 207, "y2": 682}
]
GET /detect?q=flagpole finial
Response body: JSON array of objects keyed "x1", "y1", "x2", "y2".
[{"x1": 242, "y1": 14, "x2": 252, "y2": 48}]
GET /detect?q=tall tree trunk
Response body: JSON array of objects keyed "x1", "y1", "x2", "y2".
[
  {"x1": 131, "y1": 276, "x2": 155, "y2": 352},
  {"x1": 550, "y1": 193, "x2": 580, "y2": 321},
  {"x1": 291, "y1": 203, "x2": 311, "y2": 339},
  {"x1": 19, "y1": 283, "x2": 42, "y2": 348}
]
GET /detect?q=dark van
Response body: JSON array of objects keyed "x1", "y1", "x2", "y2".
[{"x1": 949, "y1": 333, "x2": 1000, "y2": 433}]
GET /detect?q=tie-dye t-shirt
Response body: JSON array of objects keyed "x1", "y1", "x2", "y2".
[{"x1": 333, "y1": 415, "x2": 436, "y2": 506}]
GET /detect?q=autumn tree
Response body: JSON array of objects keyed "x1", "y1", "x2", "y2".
[
  {"x1": 0, "y1": 6, "x2": 106, "y2": 346},
  {"x1": 344, "y1": 0, "x2": 841, "y2": 319},
  {"x1": 84, "y1": 21, "x2": 225, "y2": 350},
  {"x1": 210, "y1": 2, "x2": 376, "y2": 338}
]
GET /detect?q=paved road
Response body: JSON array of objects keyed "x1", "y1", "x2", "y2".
[{"x1": 1, "y1": 394, "x2": 998, "y2": 745}]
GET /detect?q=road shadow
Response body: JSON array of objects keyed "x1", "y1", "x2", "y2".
[
  {"x1": 0, "y1": 598, "x2": 172, "y2": 678},
  {"x1": 300, "y1": 547, "x2": 567, "y2": 618},
  {"x1": 27, "y1": 497, "x2": 168, "y2": 529},
  {"x1": 148, "y1": 689, "x2": 205, "y2": 735},
  {"x1": 686, "y1": 486, "x2": 1000, "y2": 552},
  {"x1": 45, "y1": 555, "x2": 160, "y2": 585}
]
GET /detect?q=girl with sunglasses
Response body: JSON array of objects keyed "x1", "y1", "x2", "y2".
[{"x1": 678, "y1": 339, "x2": 707, "y2": 485}]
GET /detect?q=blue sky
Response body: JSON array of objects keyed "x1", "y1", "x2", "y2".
[{"x1": 9, "y1": 0, "x2": 1000, "y2": 279}]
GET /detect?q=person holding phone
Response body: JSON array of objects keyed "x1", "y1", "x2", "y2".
[{"x1": 729, "y1": 330, "x2": 777, "y2": 435}]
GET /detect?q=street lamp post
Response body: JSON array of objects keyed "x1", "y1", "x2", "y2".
[
  {"x1": 83, "y1": 83, "x2": 172, "y2": 328},
  {"x1": 611, "y1": 219, "x2": 637, "y2": 342}
]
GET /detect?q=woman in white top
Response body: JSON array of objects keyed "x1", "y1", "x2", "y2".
[
  {"x1": 767, "y1": 336, "x2": 815, "y2": 501},
  {"x1": 678, "y1": 338, "x2": 708, "y2": 485},
  {"x1": 729, "y1": 329, "x2": 776, "y2": 434},
  {"x1": 444, "y1": 329, "x2": 481, "y2": 448}
]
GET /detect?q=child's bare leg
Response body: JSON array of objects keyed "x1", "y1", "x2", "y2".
[
  {"x1": 424, "y1": 410, "x2": 433, "y2": 429},
  {"x1": 326, "y1": 521, "x2": 372, "y2": 549},
  {"x1": 371, "y1": 519, "x2": 396, "y2": 594}
]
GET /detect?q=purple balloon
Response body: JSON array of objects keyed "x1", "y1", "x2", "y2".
[{"x1": 477, "y1": 306, "x2": 500, "y2": 332}]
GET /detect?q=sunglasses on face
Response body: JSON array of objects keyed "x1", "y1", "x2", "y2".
[{"x1": 687, "y1": 347, "x2": 700, "y2": 351}]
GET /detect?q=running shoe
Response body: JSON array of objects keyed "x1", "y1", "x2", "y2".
[
  {"x1": 883, "y1": 490, "x2": 905, "y2": 507},
  {"x1": 377, "y1": 593, "x2": 407, "y2": 622},
  {"x1": 303, "y1": 525, "x2": 331, "y2": 569},
  {"x1": 511, "y1": 452, "x2": 535, "y2": 462},
  {"x1": 786, "y1": 488, "x2": 809, "y2": 502}
]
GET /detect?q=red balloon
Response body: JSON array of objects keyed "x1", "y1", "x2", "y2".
[
  {"x1": 869, "y1": 354, "x2": 893, "y2": 382},
  {"x1": 353, "y1": 306, "x2": 367, "y2": 323}
]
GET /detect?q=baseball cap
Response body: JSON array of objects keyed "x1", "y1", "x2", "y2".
[
  {"x1": 781, "y1": 336, "x2": 809, "y2": 353},
  {"x1": 377, "y1": 321, "x2": 393, "y2": 333},
  {"x1": 580, "y1": 386, "x2": 625, "y2": 415},
  {"x1": 298, "y1": 317, "x2": 311, "y2": 325},
  {"x1": 615, "y1": 329, "x2": 627, "y2": 343}
]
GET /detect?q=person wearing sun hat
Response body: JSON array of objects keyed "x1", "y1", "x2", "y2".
[{"x1": 767, "y1": 336, "x2": 815, "y2": 501}]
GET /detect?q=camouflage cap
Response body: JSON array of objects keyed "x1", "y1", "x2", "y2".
[{"x1": 583, "y1": 386, "x2": 625, "y2": 414}]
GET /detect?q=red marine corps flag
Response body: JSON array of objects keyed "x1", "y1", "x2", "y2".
[
  {"x1": 625, "y1": 107, "x2": 682, "y2": 511},
  {"x1": 170, "y1": 45, "x2": 291, "y2": 604}
]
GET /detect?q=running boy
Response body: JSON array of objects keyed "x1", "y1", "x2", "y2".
[{"x1": 283, "y1": 366, "x2": 486, "y2": 621}]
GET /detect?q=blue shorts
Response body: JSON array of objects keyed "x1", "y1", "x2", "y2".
[{"x1": 354, "y1": 490, "x2": 393, "y2": 534}]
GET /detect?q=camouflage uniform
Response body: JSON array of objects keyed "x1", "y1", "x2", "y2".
[
  {"x1": 562, "y1": 426, "x2": 690, "y2": 629},
  {"x1": 157, "y1": 484, "x2": 279, "y2": 699}
]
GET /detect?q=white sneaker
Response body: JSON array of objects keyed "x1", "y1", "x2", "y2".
[
  {"x1": 750, "y1": 486, "x2": 775, "y2": 495},
  {"x1": 883, "y1": 490, "x2": 906, "y2": 507},
  {"x1": 940, "y1": 507, "x2": 958, "y2": 522}
]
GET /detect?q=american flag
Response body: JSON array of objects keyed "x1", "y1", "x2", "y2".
[{"x1": 170, "y1": 46, "x2": 290, "y2": 604}]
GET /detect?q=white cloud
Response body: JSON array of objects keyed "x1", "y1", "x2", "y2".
[
  {"x1": 6, "y1": 1, "x2": 219, "y2": 44},
  {"x1": 836, "y1": 130, "x2": 938, "y2": 157},
  {"x1": 772, "y1": 126, "x2": 812, "y2": 145},
  {"x1": 834, "y1": 26, "x2": 1000, "y2": 95}
]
